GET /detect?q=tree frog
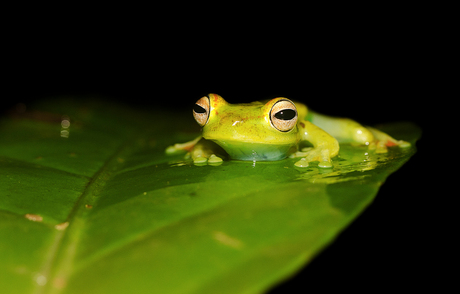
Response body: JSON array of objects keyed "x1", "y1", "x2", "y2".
[{"x1": 166, "y1": 94, "x2": 410, "y2": 168}]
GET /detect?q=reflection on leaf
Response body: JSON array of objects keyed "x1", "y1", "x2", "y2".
[{"x1": 295, "y1": 142, "x2": 416, "y2": 184}]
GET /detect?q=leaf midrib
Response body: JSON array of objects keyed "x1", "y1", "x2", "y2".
[{"x1": 33, "y1": 139, "x2": 137, "y2": 294}]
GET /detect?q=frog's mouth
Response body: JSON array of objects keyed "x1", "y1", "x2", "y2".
[{"x1": 211, "y1": 139, "x2": 296, "y2": 161}]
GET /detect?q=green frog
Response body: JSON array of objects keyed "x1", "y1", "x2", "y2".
[{"x1": 166, "y1": 94, "x2": 409, "y2": 168}]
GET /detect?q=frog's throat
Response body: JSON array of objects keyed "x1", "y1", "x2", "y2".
[{"x1": 210, "y1": 139, "x2": 296, "y2": 161}]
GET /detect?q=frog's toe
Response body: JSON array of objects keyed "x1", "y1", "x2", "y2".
[
  {"x1": 318, "y1": 161, "x2": 333, "y2": 168},
  {"x1": 193, "y1": 156, "x2": 208, "y2": 164},
  {"x1": 373, "y1": 140, "x2": 388, "y2": 154},
  {"x1": 398, "y1": 140, "x2": 411, "y2": 148},
  {"x1": 165, "y1": 145, "x2": 180, "y2": 154},
  {"x1": 375, "y1": 139, "x2": 411, "y2": 153},
  {"x1": 208, "y1": 154, "x2": 223, "y2": 165},
  {"x1": 294, "y1": 158, "x2": 309, "y2": 168},
  {"x1": 193, "y1": 154, "x2": 223, "y2": 166}
]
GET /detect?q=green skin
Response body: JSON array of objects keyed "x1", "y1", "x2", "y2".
[{"x1": 166, "y1": 94, "x2": 410, "y2": 168}]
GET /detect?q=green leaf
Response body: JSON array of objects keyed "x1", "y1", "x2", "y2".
[{"x1": 0, "y1": 98, "x2": 420, "y2": 294}]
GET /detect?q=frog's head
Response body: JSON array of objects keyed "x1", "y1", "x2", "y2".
[{"x1": 192, "y1": 93, "x2": 300, "y2": 161}]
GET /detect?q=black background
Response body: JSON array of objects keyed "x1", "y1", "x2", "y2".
[{"x1": 1, "y1": 10, "x2": 440, "y2": 292}]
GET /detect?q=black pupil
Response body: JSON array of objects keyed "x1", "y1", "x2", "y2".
[
  {"x1": 274, "y1": 109, "x2": 296, "y2": 120},
  {"x1": 194, "y1": 104, "x2": 206, "y2": 114}
]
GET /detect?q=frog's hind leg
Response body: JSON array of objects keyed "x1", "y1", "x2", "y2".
[
  {"x1": 367, "y1": 126, "x2": 411, "y2": 153},
  {"x1": 308, "y1": 110, "x2": 410, "y2": 153}
]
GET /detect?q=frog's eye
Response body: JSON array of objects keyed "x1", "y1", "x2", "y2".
[
  {"x1": 193, "y1": 96, "x2": 210, "y2": 127},
  {"x1": 270, "y1": 99, "x2": 297, "y2": 132}
]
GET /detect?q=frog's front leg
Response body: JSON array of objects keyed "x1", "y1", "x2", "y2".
[
  {"x1": 293, "y1": 121, "x2": 339, "y2": 168},
  {"x1": 165, "y1": 136, "x2": 202, "y2": 154},
  {"x1": 165, "y1": 136, "x2": 225, "y2": 165},
  {"x1": 188, "y1": 138, "x2": 226, "y2": 164}
]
